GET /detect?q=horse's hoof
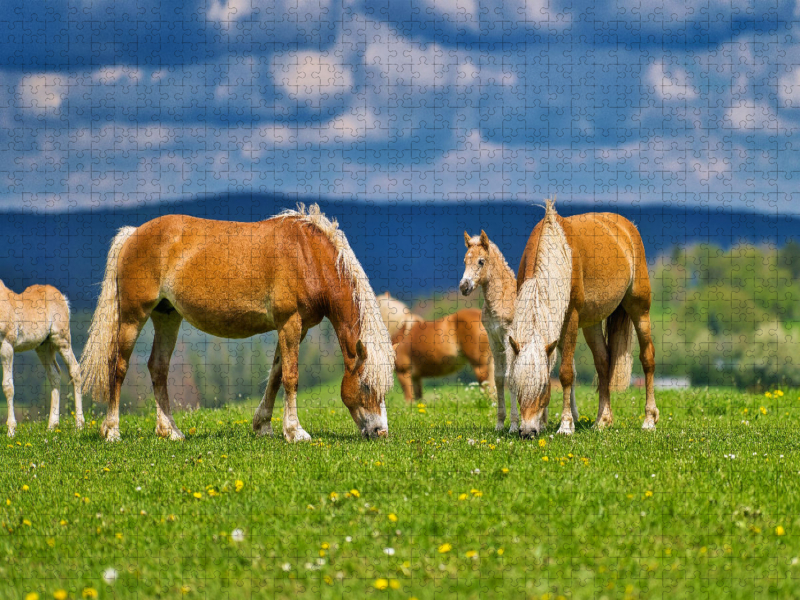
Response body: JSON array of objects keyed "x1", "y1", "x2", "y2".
[
  {"x1": 255, "y1": 424, "x2": 274, "y2": 437},
  {"x1": 494, "y1": 422, "x2": 505, "y2": 432},
  {"x1": 284, "y1": 427, "x2": 311, "y2": 443},
  {"x1": 508, "y1": 423, "x2": 519, "y2": 434},
  {"x1": 169, "y1": 429, "x2": 185, "y2": 441},
  {"x1": 642, "y1": 418, "x2": 657, "y2": 431},
  {"x1": 75, "y1": 417, "x2": 85, "y2": 430},
  {"x1": 7, "y1": 427, "x2": 15, "y2": 438},
  {"x1": 595, "y1": 418, "x2": 613, "y2": 430},
  {"x1": 557, "y1": 421, "x2": 575, "y2": 436},
  {"x1": 104, "y1": 429, "x2": 121, "y2": 442},
  {"x1": 47, "y1": 421, "x2": 59, "y2": 431}
]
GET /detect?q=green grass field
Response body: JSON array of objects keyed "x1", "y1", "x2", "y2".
[{"x1": 2, "y1": 384, "x2": 799, "y2": 599}]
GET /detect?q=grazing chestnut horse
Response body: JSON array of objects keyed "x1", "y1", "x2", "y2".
[
  {"x1": 393, "y1": 307, "x2": 496, "y2": 403},
  {"x1": 507, "y1": 199, "x2": 658, "y2": 438},
  {"x1": 0, "y1": 281, "x2": 83, "y2": 437},
  {"x1": 81, "y1": 204, "x2": 394, "y2": 442}
]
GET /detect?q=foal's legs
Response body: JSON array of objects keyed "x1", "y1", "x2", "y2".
[
  {"x1": 253, "y1": 328, "x2": 308, "y2": 437},
  {"x1": 279, "y1": 314, "x2": 311, "y2": 442},
  {"x1": 36, "y1": 343, "x2": 61, "y2": 430},
  {"x1": 583, "y1": 323, "x2": 613, "y2": 429},
  {"x1": 2, "y1": 341, "x2": 15, "y2": 437},
  {"x1": 148, "y1": 309, "x2": 184, "y2": 440},
  {"x1": 50, "y1": 334, "x2": 84, "y2": 429}
]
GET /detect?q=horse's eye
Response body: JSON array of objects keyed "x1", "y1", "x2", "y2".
[{"x1": 478, "y1": 259, "x2": 485, "y2": 266}]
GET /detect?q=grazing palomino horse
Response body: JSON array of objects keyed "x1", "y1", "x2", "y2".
[
  {"x1": 507, "y1": 199, "x2": 658, "y2": 438},
  {"x1": 393, "y1": 307, "x2": 496, "y2": 403},
  {"x1": 81, "y1": 204, "x2": 394, "y2": 442},
  {"x1": 0, "y1": 281, "x2": 83, "y2": 436},
  {"x1": 460, "y1": 230, "x2": 580, "y2": 433}
]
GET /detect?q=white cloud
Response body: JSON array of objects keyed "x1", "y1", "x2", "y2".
[
  {"x1": 646, "y1": 60, "x2": 698, "y2": 101},
  {"x1": 272, "y1": 50, "x2": 353, "y2": 103},
  {"x1": 207, "y1": 0, "x2": 254, "y2": 23},
  {"x1": 19, "y1": 73, "x2": 68, "y2": 112}
]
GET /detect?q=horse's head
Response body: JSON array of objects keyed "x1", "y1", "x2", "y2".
[
  {"x1": 507, "y1": 334, "x2": 557, "y2": 438},
  {"x1": 341, "y1": 340, "x2": 392, "y2": 439},
  {"x1": 460, "y1": 230, "x2": 491, "y2": 295}
]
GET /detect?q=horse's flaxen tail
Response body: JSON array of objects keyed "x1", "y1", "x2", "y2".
[
  {"x1": 80, "y1": 227, "x2": 137, "y2": 404},
  {"x1": 606, "y1": 305, "x2": 634, "y2": 392}
]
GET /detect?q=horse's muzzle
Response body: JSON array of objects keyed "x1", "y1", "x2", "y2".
[{"x1": 459, "y1": 278, "x2": 474, "y2": 296}]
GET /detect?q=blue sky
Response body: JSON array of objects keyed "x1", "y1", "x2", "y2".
[{"x1": 1, "y1": 0, "x2": 798, "y2": 213}]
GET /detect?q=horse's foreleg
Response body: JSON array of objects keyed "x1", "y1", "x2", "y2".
[
  {"x1": 148, "y1": 310, "x2": 184, "y2": 441},
  {"x1": 52, "y1": 337, "x2": 84, "y2": 429},
  {"x1": 254, "y1": 327, "x2": 305, "y2": 437},
  {"x1": 36, "y1": 343, "x2": 61, "y2": 430},
  {"x1": 279, "y1": 314, "x2": 310, "y2": 443},
  {"x1": 556, "y1": 310, "x2": 580, "y2": 436},
  {"x1": 632, "y1": 312, "x2": 659, "y2": 430},
  {"x1": 583, "y1": 322, "x2": 613, "y2": 430},
  {"x1": 2, "y1": 341, "x2": 15, "y2": 437}
]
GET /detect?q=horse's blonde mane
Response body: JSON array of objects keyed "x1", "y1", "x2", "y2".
[
  {"x1": 277, "y1": 204, "x2": 394, "y2": 396},
  {"x1": 508, "y1": 199, "x2": 573, "y2": 404}
]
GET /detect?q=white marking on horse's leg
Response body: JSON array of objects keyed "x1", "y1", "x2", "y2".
[
  {"x1": 2, "y1": 341, "x2": 16, "y2": 437},
  {"x1": 37, "y1": 344, "x2": 61, "y2": 430},
  {"x1": 278, "y1": 315, "x2": 310, "y2": 443},
  {"x1": 283, "y1": 391, "x2": 311, "y2": 442}
]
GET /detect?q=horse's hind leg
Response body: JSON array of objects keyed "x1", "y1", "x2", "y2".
[
  {"x1": 2, "y1": 341, "x2": 15, "y2": 437},
  {"x1": 279, "y1": 313, "x2": 311, "y2": 443},
  {"x1": 632, "y1": 311, "x2": 659, "y2": 430},
  {"x1": 102, "y1": 317, "x2": 148, "y2": 442},
  {"x1": 36, "y1": 343, "x2": 61, "y2": 430},
  {"x1": 50, "y1": 335, "x2": 84, "y2": 429},
  {"x1": 148, "y1": 309, "x2": 184, "y2": 440}
]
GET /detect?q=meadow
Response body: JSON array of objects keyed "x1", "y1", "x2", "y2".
[{"x1": 2, "y1": 383, "x2": 799, "y2": 600}]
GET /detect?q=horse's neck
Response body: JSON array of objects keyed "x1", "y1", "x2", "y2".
[
  {"x1": 325, "y1": 283, "x2": 362, "y2": 371},
  {"x1": 481, "y1": 249, "x2": 516, "y2": 328}
]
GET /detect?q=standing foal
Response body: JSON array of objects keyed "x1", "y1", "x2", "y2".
[
  {"x1": 0, "y1": 281, "x2": 83, "y2": 437},
  {"x1": 459, "y1": 231, "x2": 521, "y2": 433}
]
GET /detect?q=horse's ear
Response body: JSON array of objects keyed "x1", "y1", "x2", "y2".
[
  {"x1": 480, "y1": 230, "x2": 489, "y2": 248},
  {"x1": 508, "y1": 336, "x2": 520, "y2": 356},
  {"x1": 356, "y1": 340, "x2": 368, "y2": 361},
  {"x1": 464, "y1": 231, "x2": 471, "y2": 247},
  {"x1": 546, "y1": 339, "x2": 558, "y2": 357},
  {"x1": 392, "y1": 342, "x2": 399, "y2": 354}
]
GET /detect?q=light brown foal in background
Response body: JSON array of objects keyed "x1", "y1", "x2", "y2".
[
  {"x1": 393, "y1": 308, "x2": 496, "y2": 403},
  {"x1": 0, "y1": 280, "x2": 83, "y2": 436},
  {"x1": 507, "y1": 199, "x2": 657, "y2": 438},
  {"x1": 81, "y1": 204, "x2": 394, "y2": 442}
]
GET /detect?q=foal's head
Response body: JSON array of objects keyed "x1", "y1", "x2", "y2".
[{"x1": 460, "y1": 230, "x2": 492, "y2": 295}]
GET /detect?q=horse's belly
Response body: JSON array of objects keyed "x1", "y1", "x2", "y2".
[{"x1": 171, "y1": 298, "x2": 276, "y2": 339}]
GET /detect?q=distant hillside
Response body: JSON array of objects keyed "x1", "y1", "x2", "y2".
[{"x1": 0, "y1": 194, "x2": 797, "y2": 308}]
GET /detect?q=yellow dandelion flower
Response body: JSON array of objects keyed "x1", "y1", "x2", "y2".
[
  {"x1": 765, "y1": 392, "x2": 772, "y2": 398},
  {"x1": 188, "y1": 427, "x2": 196, "y2": 435},
  {"x1": 5, "y1": 499, "x2": 10, "y2": 505},
  {"x1": 321, "y1": 542, "x2": 329, "y2": 549},
  {"x1": 777, "y1": 390, "x2": 784, "y2": 397},
  {"x1": 501, "y1": 468, "x2": 509, "y2": 474},
  {"x1": 23, "y1": 519, "x2": 31, "y2": 526},
  {"x1": 374, "y1": 578, "x2": 389, "y2": 590},
  {"x1": 329, "y1": 492, "x2": 339, "y2": 501},
  {"x1": 46, "y1": 538, "x2": 55, "y2": 547},
  {"x1": 74, "y1": 493, "x2": 81, "y2": 498},
  {"x1": 465, "y1": 550, "x2": 478, "y2": 558},
  {"x1": 54, "y1": 590, "x2": 68, "y2": 600},
  {"x1": 350, "y1": 489, "x2": 360, "y2": 498},
  {"x1": 645, "y1": 491, "x2": 653, "y2": 498},
  {"x1": 417, "y1": 403, "x2": 425, "y2": 408},
  {"x1": 25, "y1": 592, "x2": 39, "y2": 600},
  {"x1": 180, "y1": 585, "x2": 191, "y2": 594},
  {"x1": 418, "y1": 408, "x2": 427, "y2": 414},
  {"x1": 458, "y1": 493, "x2": 468, "y2": 501},
  {"x1": 59, "y1": 520, "x2": 67, "y2": 526},
  {"x1": 776, "y1": 526, "x2": 786, "y2": 536},
  {"x1": 235, "y1": 480, "x2": 244, "y2": 492},
  {"x1": 542, "y1": 456, "x2": 549, "y2": 462},
  {"x1": 538, "y1": 439, "x2": 546, "y2": 447},
  {"x1": 497, "y1": 548, "x2": 504, "y2": 555},
  {"x1": 192, "y1": 492, "x2": 202, "y2": 499},
  {"x1": 388, "y1": 513, "x2": 398, "y2": 522},
  {"x1": 760, "y1": 407, "x2": 767, "y2": 415},
  {"x1": 22, "y1": 484, "x2": 29, "y2": 491},
  {"x1": 438, "y1": 543, "x2": 452, "y2": 553}
]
